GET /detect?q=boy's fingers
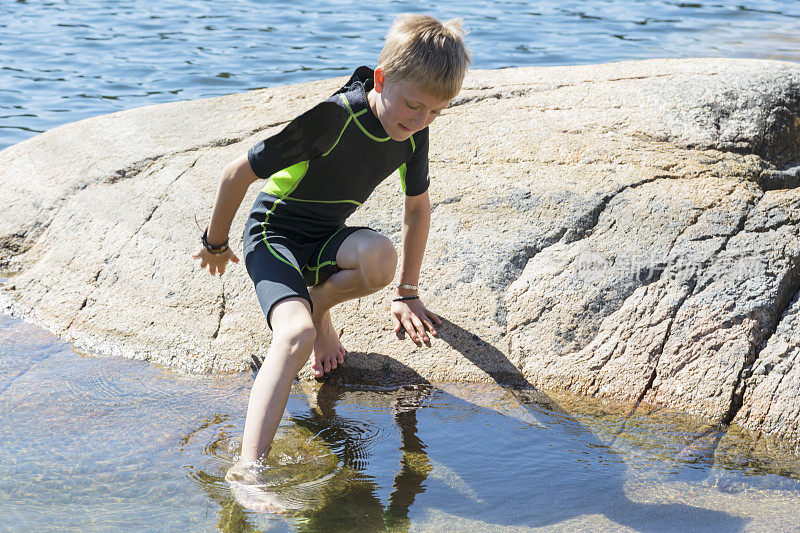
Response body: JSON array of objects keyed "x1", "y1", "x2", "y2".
[
  {"x1": 411, "y1": 316, "x2": 428, "y2": 342},
  {"x1": 407, "y1": 316, "x2": 425, "y2": 342},
  {"x1": 402, "y1": 318, "x2": 417, "y2": 341},
  {"x1": 391, "y1": 314, "x2": 406, "y2": 339},
  {"x1": 422, "y1": 316, "x2": 437, "y2": 336}
]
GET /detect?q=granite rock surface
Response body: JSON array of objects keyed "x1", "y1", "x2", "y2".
[{"x1": 2, "y1": 58, "x2": 799, "y2": 446}]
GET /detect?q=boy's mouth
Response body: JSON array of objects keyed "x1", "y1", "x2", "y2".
[{"x1": 398, "y1": 123, "x2": 412, "y2": 133}]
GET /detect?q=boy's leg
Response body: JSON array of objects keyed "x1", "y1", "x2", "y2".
[
  {"x1": 308, "y1": 229, "x2": 398, "y2": 377},
  {"x1": 240, "y1": 296, "x2": 316, "y2": 463}
]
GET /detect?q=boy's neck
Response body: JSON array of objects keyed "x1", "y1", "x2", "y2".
[{"x1": 366, "y1": 88, "x2": 379, "y2": 117}]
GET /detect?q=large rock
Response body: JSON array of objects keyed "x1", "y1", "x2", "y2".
[{"x1": 2, "y1": 58, "x2": 800, "y2": 446}]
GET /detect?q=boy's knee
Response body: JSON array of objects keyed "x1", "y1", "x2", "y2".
[
  {"x1": 360, "y1": 236, "x2": 397, "y2": 289},
  {"x1": 271, "y1": 318, "x2": 316, "y2": 360}
]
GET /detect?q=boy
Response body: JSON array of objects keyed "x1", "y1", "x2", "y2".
[{"x1": 193, "y1": 14, "x2": 469, "y2": 474}]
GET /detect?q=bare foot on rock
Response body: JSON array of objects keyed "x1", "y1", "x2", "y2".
[{"x1": 310, "y1": 311, "x2": 345, "y2": 378}]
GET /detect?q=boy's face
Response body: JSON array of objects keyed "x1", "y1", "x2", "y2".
[{"x1": 369, "y1": 68, "x2": 453, "y2": 141}]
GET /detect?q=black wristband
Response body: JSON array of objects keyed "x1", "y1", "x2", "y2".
[
  {"x1": 393, "y1": 295, "x2": 420, "y2": 302},
  {"x1": 202, "y1": 228, "x2": 229, "y2": 255}
]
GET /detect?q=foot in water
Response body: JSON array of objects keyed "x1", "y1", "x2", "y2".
[
  {"x1": 310, "y1": 311, "x2": 345, "y2": 378},
  {"x1": 225, "y1": 461, "x2": 287, "y2": 514}
]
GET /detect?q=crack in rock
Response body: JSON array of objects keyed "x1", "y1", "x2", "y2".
[
  {"x1": 211, "y1": 280, "x2": 226, "y2": 340},
  {"x1": 612, "y1": 186, "x2": 745, "y2": 399},
  {"x1": 632, "y1": 274, "x2": 699, "y2": 406},
  {"x1": 66, "y1": 156, "x2": 200, "y2": 332},
  {"x1": 504, "y1": 174, "x2": 687, "y2": 336},
  {"x1": 0, "y1": 232, "x2": 28, "y2": 269},
  {"x1": 652, "y1": 193, "x2": 759, "y2": 387},
  {"x1": 758, "y1": 162, "x2": 800, "y2": 191},
  {"x1": 723, "y1": 251, "x2": 800, "y2": 426},
  {"x1": 564, "y1": 173, "x2": 683, "y2": 245},
  {"x1": 104, "y1": 157, "x2": 162, "y2": 185},
  {"x1": 502, "y1": 172, "x2": 685, "y2": 316},
  {"x1": 449, "y1": 88, "x2": 531, "y2": 108}
]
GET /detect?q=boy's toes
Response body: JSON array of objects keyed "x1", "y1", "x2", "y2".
[{"x1": 310, "y1": 357, "x2": 323, "y2": 378}]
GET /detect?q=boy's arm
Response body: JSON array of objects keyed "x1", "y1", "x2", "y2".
[
  {"x1": 206, "y1": 154, "x2": 259, "y2": 244},
  {"x1": 192, "y1": 154, "x2": 259, "y2": 276},
  {"x1": 391, "y1": 190, "x2": 443, "y2": 343}
]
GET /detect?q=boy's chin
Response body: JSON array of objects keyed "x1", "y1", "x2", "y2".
[{"x1": 391, "y1": 128, "x2": 414, "y2": 141}]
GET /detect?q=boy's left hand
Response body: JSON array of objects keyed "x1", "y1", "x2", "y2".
[{"x1": 391, "y1": 298, "x2": 442, "y2": 345}]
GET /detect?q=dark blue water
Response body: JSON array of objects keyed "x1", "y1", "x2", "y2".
[{"x1": 1, "y1": 0, "x2": 799, "y2": 150}]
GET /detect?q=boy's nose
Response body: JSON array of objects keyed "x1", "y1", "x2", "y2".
[{"x1": 412, "y1": 111, "x2": 428, "y2": 130}]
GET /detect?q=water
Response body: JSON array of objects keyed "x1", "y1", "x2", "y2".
[
  {"x1": 1, "y1": 0, "x2": 799, "y2": 150},
  {"x1": 2, "y1": 313, "x2": 800, "y2": 531}
]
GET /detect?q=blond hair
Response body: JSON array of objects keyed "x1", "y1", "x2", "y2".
[{"x1": 378, "y1": 14, "x2": 471, "y2": 101}]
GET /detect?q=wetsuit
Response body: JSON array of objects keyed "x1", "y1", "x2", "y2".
[{"x1": 242, "y1": 66, "x2": 429, "y2": 327}]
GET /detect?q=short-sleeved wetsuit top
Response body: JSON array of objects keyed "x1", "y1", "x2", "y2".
[
  {"x1": 241, "y1": 66, "x2": 430, "y2": 325},
  {"x1": 246, "y1": 65, "x2": 429, "y2": 240}
]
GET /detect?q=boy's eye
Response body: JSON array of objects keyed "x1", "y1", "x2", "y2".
[{"x1": 406, "y1": 102, "x2": 418, "y2": 110}]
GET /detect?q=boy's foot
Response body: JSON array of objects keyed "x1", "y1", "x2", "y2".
[
  {"x1": 226, "y1": 461, "x2": 287, "y2": 514},
  {"x1": 310, "y1": 311, "x2": 345, "y2": 378},
  {"x1": 228, "y1": 481, "x2": 287, "y2": 514}
]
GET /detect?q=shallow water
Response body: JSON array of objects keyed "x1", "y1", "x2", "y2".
[
  {"x1": 2, "y1": 313, "x2": 800, "y2": 531},
  {"x1": 1, "y1": 0, "x2": 799, "y2": 150}
]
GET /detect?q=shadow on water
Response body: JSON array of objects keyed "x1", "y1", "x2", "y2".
[
  {"x1": 188, "y1": 317, "x2": 749, "y2": 532},
  {"x1": 427, "y1": 317, "x2": 747, "y2": 531}
]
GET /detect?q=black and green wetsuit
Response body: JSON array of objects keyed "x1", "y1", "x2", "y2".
[{"x1": 242, "y1": 66, "x2": 429, "y2": 327}]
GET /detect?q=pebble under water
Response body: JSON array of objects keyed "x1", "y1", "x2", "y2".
[{"x1": 2, "y1": 313, "x2": 800, "y2": 531}]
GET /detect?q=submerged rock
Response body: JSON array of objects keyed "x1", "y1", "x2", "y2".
[{"x1": 1, "y1": 58, "x2": 799, "y2": 446}]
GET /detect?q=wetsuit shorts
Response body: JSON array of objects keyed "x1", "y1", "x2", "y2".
[{"x1": 242, "y1": 211, "x2": 375, "y2": 329}]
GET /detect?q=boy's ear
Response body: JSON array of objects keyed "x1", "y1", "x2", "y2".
[{"x1": 374, "y1": 67, "x2": 385, "y2": 93}]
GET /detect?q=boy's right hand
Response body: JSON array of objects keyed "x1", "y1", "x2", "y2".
[{"x1": 192, "y1": 246, "x2": 240, "y2": 276}]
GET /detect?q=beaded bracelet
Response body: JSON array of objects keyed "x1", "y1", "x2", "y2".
[
  {"x1": 393, "y1": 295, "x2": 420, "y2": 302},
  {"x1": 202, "y1": 228, "x2": 229, "y2": 255}
]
